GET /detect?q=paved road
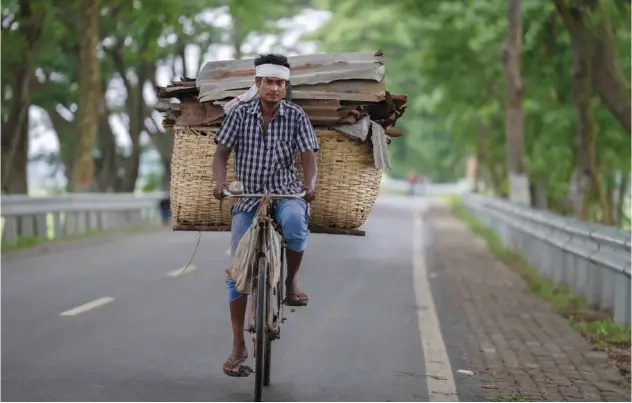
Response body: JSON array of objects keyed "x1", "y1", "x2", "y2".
[
  {"x1": 2, "y1": 196, "x2": 441, "y2": 401},
  {"x1": 2, "y1": 196, "x2": 629, "y2": 401}
]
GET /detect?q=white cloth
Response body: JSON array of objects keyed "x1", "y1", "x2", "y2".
[
  {"x1": 222, "y1": 63, "x2": 291, "y2": 114},
  {"x1": 255, "y1": 64, "x2": 290, "y2": 80},
  {"x1": 226, "y1": 210, "x2": 282, "y2": 296}
]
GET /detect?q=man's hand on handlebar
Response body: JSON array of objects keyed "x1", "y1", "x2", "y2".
[
  {"x1": 213, "y1": 183, "x2": 227, "y2": 201},
  {"x1": 216, "y1": 180, "x2": 312, "y2": 201},
  {"x1": 303, "y1": 187, "x2": 316, "y2": 203}
]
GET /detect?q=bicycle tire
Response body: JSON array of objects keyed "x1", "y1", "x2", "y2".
[
  {"x1": 265, "y1": 243, "x2": 285, "y2": 387},
  {"x1": 254, "y1": 255, "x2": 268, "y2": 402},
  {"x1": 263, "y1": 339, "x2": 271, "y2": 386}
]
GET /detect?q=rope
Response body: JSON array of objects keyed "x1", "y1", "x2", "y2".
[{"x1": 178, "y1": 231, "x2": 202, "y2": 276}]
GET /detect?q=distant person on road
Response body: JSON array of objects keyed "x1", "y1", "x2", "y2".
[
  {"x1": 158, "y1": 197, "x2": 171, "y2": 226},
  {"x1": 211, "y1": 53, "x2": 319, "y2": 377},
  {"x1": 407, "y1": 172, "x2": 419, "y2": 196}
]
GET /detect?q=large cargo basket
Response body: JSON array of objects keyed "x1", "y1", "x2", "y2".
[{"x1": 169, "y1": 125, "x2": 382, "y2": 234}]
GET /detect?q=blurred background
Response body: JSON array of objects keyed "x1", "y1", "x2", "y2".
[{"x1": 2, "y1": 0, "x2": 630, "y2": 228}]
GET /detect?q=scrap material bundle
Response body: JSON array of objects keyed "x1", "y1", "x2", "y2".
[
  {"x1": 155, "y1": 50, "x2": 407, "y2": 170},
  {"x1": 155, "y1": 50, "x2": 408, "y2": 232}
]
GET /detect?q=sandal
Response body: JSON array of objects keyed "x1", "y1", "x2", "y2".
[
  {"x1": 222, "y1": 354, "x2": 252, "y2": 378},
  {"x1": 285, "y1": 292, "x2": 309, "y2": 306}
]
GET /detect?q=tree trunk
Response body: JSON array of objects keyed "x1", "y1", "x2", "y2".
[
  {"x1": 46, "y1": 106, "x2": 76, "y2": 182},
  {"x1": 551, "y1": 0, "x2": 630, "y2": 135},
  {"x1": 479, "y1": 123, "x2": 505, "y2": 197},
  {"x1": 2, "y1": 120, "x2": 29, "y2": 194},
  {"x1": 592, "y1": 154, "x2": 611, "y2": 225},
  {"x1": 1, "y1": 67, "x2": 31, "y2": 192},
  {"x1": 601, "y1": 170, "x2": 616, "y2": 225},
  {"x1": 108, "y1": 38, "x2": 152, "y2": 193},
  {"x1": 614, "y1": 172, "x2": 629, "y2": 227},
  {"x1": 530, "y1": 179, "x2": 549, "y2": 209},
  {"x1": 589, "y1": 8, "x2": 631, "y2": 134},
  {"x1": 565, "y1": 37, "x2": 595, "y2": 220},
  {"x1": 70, "y1": 0, "x2": 101, "y2": 192},
  {"x1": 95, "y1": 102, "x2": 119, "y2": 192},
  {"x1": 120, "y1": 62, "x2": 152, "y2": 192},
  {"x1": 553, "y1": 0, "x2": 603, "y2": 220},
  {"x1": 502, "y1": 0, "x2": 531, "y2": 206},
  {"x1": 0, "y1": 0, "x2": 45, "y2": 191}
]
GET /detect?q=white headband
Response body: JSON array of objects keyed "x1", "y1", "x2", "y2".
[
  {"x1": 222, "y1": 63, "x2": 291, "y2": 114},
  {"x1": 255, "y1": 63, "x2": 290, "y2": 80}
]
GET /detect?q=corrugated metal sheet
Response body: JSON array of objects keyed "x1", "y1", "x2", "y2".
[{"x1": 196, "y1": 51, "x2": 386, "y2": 103}]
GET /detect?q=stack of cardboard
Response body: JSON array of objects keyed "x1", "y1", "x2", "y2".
[{"x1": 155, "y1": 50, "x2": 407, "y2": 140}]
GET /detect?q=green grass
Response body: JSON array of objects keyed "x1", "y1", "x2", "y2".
[{"x1": 449, "y1": 196, "x2": 631, "y2": 379}]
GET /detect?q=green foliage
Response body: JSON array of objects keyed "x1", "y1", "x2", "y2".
[
  {"x1": 311, "y1": 0, "x2": 630, "y2": 221},
  {"x1": 3, "y1": 0, "x2": 311, "y2": 193},
  {"x1": 4, "y1": 0, "x2": 630, "y2": 225}
]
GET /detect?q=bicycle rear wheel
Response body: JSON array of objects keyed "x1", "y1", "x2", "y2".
[
  {"x1": 266, "y1": 243, "x2": 285, "y2": 386},
  {"x1": 254, "y1": 255, "x2": 268, "y2": 402},
  {"x1": 263, "y1": 339, "x2": 271, "y2": 386}
]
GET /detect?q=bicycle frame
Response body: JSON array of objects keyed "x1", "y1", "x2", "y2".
[{"x1": 220, "y1": 186, "x2": 307, "y2": 401}]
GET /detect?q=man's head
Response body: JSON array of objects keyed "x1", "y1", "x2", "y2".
[{"x1": 254, "y1": 53, "x2": 290, "y2": 105}]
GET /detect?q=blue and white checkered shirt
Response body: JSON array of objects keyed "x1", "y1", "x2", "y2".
[{"x1": 214, "y1": 99, "x2": 319, "y2": 213}]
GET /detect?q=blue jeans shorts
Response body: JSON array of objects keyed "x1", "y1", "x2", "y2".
[{"x1": 226, "y1": 198, "x2": 310, "y2": 301}]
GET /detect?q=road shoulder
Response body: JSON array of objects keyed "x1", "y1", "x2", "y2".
[{"x1": 424, "y1": 201, "x2": 630, "y2": 402}]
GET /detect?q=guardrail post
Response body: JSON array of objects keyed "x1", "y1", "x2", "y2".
[
  {"x1": 614, "y1": 272, "x2": 631, "y2": 324},
  {"x1": 21, "y1": 216, "x2": 34, "y2": 238},
  {"x1": 64, "y1": 212, "x2": 76, "y2": 235},
  {"x1": 585, "y1": 261, "x2": 602, "y2": 308},
  {"x1": 574, "y1": 255, "x2": 589, "y2": 297},
  {"x1": 600, "y1": 269, "x2": 616, "y2": 312},
  {"x1": 3, "y1": 216, "x2": 18, "y2": 244},
  {"x1": 88, "y1": 212, "x2": 99, "y2": 232},
  {"x1": 35, "y1": 214, "x2": 48, "y2": 240},
  {"x1": 52, "y1": 213, "x2": 62, "y2": 239}
]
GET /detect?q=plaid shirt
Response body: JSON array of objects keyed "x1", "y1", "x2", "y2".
[{"x1": 215, "y1": 99, "x2": 319, "y2": 213}]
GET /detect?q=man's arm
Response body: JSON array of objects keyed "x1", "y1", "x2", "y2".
[
  {"x1": 212, "y1": 107, "x2": 241, "y2": 199},
  {"x1": 212, "y1": 144, "x2": 232, "y2": 191},
  {"x1": 301, "y1": 150, "x2": 317, "y2": 192},
  {"x1": 295, "y1": 112, "x2": 319, "y2": 199}
]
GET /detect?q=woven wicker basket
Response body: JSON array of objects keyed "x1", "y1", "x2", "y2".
[{"x1": 170, "y1": 125, "x2": 382, "y2": 230}]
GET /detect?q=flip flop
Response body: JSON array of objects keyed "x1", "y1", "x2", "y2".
[
  {"x1": 285, "y1": 292, "x2": 309, "y2": 306},
  {"x1": 222, "y1": 354, "x2": 252, "y2": 377}
]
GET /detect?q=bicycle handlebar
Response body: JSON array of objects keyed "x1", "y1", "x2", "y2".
[{"x1": 221, "y1": 188, "x2": 307, "y2": 200}]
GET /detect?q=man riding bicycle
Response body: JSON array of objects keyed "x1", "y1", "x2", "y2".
[{"x1": 211, "y1": 53, "x2": 319, "y2": 377}]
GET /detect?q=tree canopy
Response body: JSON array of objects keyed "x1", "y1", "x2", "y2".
[
  {"x1": 2, "y1": 0, "x2": 630, "y2": 227},
  {"x1": 310, "y1": 0, "x2": 631, "y2": 226}
]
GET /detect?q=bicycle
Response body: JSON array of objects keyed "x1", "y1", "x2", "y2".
[{"x1": 220, "y1": 185, "x2": 308, "y2": 402}]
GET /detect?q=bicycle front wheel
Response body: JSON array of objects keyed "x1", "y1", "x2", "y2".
[{"x1": 254, "y1": 255, "x2": 268, "y2": 402}]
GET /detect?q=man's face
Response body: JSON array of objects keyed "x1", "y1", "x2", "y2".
[{"x1": 256, "y1": 76, "x2": 287, "y2": 104}]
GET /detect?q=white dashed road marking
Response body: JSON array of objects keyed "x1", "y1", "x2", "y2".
[{"x1": 60, "y1": 297, "x2": 115, "y2": 316}]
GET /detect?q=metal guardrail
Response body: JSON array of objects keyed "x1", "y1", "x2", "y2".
[
  {"x1": 1, "y1": 192, "x2": 169, "y2": 246},
  {"x1": 461, "y1": 192, "x2": 631, "y2": 325}
]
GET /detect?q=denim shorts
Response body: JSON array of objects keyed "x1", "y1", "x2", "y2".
[{"x1": 226, "y1": 199, "x2": 310, "y2": 301}]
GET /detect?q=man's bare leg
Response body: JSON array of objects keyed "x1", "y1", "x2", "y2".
[
  {"x1": 285, "y1": 249, "x2": 308, "y2": 305},
  {"x1": 230, "y1": 294, "x2": 248, "y2": 354},
  {"x1": 223, "y1": 294, "x2": 251, "y2": 376}
]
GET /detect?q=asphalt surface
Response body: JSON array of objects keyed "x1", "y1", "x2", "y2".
[{"x1": 2, "y1": 196, "x2": 462, "y2": 402}]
